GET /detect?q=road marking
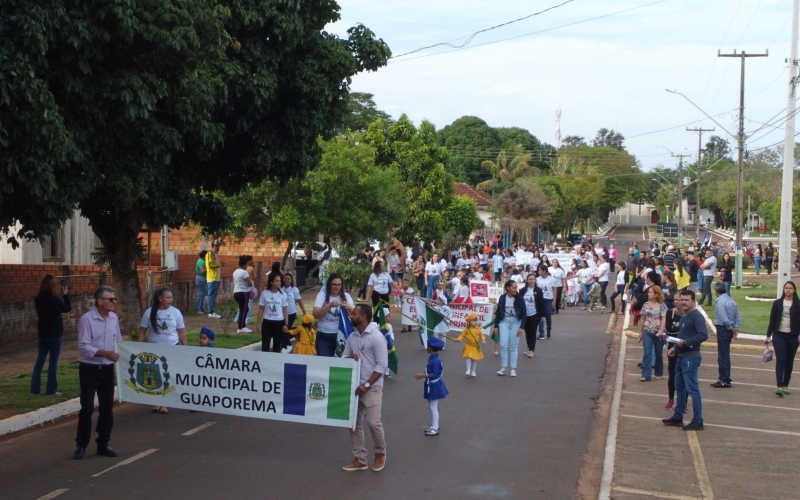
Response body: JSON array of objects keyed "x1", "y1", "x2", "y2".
[
  {"x1": 36, "y1": 489, "x2": 69, "y2": 500},
  {"x1": 92, "y1": 448, "x2": 159, "y2": 477},
  {"x1": 605, "y1": 312, "x2": 616, "y2": 334},
  {"x1": 183, "y1": 421, "x2": 216, "y2": 436},
  {"x1": 598, "y1": 328, "x2": 628, "y2": 500},
  {"x1": 623, "y1": 391, "x2": 800, "y2": 411},
  {"x1": 686, "y1": 431, "x2": 714, "y2": 499},
  {"x1": 626, "y1": 373, "x2": 774, "y2": 388},
  {"x1": 621, "y1": 414, "x2": 800, "y2": 436},
  {"x1": 614, "y1": 486, "x2": 701, "y2": 500},
  {"x1": 624, "y1": 359, "x2": 772, "y2": 372}
]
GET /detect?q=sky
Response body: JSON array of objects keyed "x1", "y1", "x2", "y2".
[{"x1": 327, "y1": 0, "x2": 796, "y2": 171}]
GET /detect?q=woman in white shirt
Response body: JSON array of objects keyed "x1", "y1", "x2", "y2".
[
  {"x1": 313, "y1": 273, "x2": 355, "y2": 357},
  {"x1": 366, "y1": 261, "x2": 398, "y2": 320},
  {"x1": 282, "y1": 273, "x2": 306, "y2": 350},
  {"x1": 232, "y1": 255, "x2": 255, "y2": 333},
  {"x1": 596, "y1": 254, "x2": 611, "y2": 310},
  {"x1": 138, "y1": 287, "x2": 187, "y2": 414},
  {"x1": 257, "y1": 273, "x2": 289, "y2": 353},
  {"x1": 577, "y1": 260, "x2": 596, "y2": 310},
  {"x1": 549, "y1": 260, "x2": 567, "y2": 315},
  {"x1": 425, "y1": 254, "x2": 443, "y2": 300},
  {"x1": 535, "y1": 265, "x2": 558, "y2": 339}
]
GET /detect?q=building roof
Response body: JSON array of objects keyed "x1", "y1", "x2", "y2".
[{"x1": 453, "y1": 182, "x2": 492, "y2": 207}]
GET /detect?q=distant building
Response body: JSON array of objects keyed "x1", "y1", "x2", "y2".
[
  {"x1": 0, "y1": 210, "x2": 100, "y2": 265},
  {"x1": 609, "y1": 200, "x2": 691, "y2": 226},
  {"x1": 453, "y1": 182, "x2": 491, "y2": 234}
]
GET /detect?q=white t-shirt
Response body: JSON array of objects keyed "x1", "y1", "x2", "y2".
[
  {"x1": 537, "y1": 275, "x2": 556, "y2": 300},
  {"x1": 479, "y1": 253, "x2": 488, "y2": 265},
  {"x1": 368, "y1": 272, "x2": 393, "y2": 295},
  {"x1": 456, "y1": 258, "x2": 471, "y2": 270},
  {"x1": 512, "y1": 274, "x2": 525, "y2": 285},
  {"x1": 616, "y1": 271, "x2": 626, "y2": 286},
  {"x1": 450, "y1": 277, "x2": 461, "y2": 296},
  {"x1": 313, "y1": 290, "x2": 354, "y2": 333},
  {"x1": 259, "y1": 289, "x2": 288, "y2": 321},
  {"x1": 492, "y1": 254, "x2": 504, "y2": 272},
  {"x1": 703, "y1": 256, "x2": 717, "y2": 277},
  {"x1": 282, "y1": 285, "x2": 301, "y2": 314},
  {"x1": 597, "y1": 262, "x2": 610, "y2": 283},
  {"x1": 523, "y1": 288, "x2": 538, "y2": 316},
  {"x1": 577, "y1": 268, "x2": 594, "y2": 285},
  {"x1": 504, "y1": 256, "x2": 516, "y2": 268},
  {"x1": 425, "y1": 261, "x2": 441, "y2": 277},
  {"x1": 233, "y1": 268, "x2": 251, "y2": 293},
  {"x1": 549, "y1": 267, "x2": 565, "y2": 286},
  {"x1": 457, "y1": 285, "x2": 470, "y2": 299},
  {"x1": 504, "y1": 298, "x2": 517, "y2": 317},
  {"x1": 140, "y1": 306, "x2": 185, "y2": 345}
]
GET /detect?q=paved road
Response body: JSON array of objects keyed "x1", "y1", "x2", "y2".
[{"x1": 0, "y1": 298, "x2": 612, "y2": 499}]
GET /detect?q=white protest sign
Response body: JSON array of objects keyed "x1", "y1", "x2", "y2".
[
  {"x1": 543, "y1": 253, "x2": 577, "y2": 264},
  {"x1": 116, "y1": 341, "x2": 360, "y2": 428},
  {"x1": 514, "y1": 251, "x2": 534, "y2": 265},
  {"x1": 401, "y1": 295, "x2": 494, "y2": 336}
]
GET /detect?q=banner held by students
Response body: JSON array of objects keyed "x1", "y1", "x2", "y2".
[
  {"x1": 401, "y1": 296, "x2": 493, "y2": 339},
  {"x1": 116, "y1": 341, "x2": 360, "y2": 429}
]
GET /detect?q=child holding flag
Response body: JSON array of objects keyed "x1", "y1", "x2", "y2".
[
  {"x1": 455, "y1": 313, "x2": 486, "y2": 377},
  {"x1": 415, "y1": 337, "x2": 448, "y2": 436},
  {"x1": 289, "y1": 314, "x2": 317, "y2": 355}
]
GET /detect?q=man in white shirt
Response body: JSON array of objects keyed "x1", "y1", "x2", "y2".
[{"x1": 698, "y1": 248, "x2": 717, "y2": 307}]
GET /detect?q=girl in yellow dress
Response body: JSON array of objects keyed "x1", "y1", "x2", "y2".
[
  {"x1": 289, "y1": 314, "x2": 317, "y2": 355},
  {"x1": 455, "y1": 313, "x2": 486, "y2": 377}
]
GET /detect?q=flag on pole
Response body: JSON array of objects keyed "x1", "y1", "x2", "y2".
[
  {"x1": 413, "y1": 297, "x2": 449, "y2": 349},
  {"x1": 334, "y1": 306, "x2": 354, "y2": 358},
  {"x1": 377, "y1": 306, "x2": 399, "y2": 374}
]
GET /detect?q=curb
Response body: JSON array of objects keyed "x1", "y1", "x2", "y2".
[
  {"x1": 745, "y1": 296, "x2": 774, "y2": 302},
  {"x1": 623, "y1": 330, "x2": 765, "y2": 351},
  {"x1": 0, "y1": 340, "x2": 263, "y2": 437}
]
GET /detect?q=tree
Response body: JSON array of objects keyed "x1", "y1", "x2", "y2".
[
  {"x1": 340, "y1": 92, "x2": 391, "y2": 132},
  {"x1": 770, "y1": 183, "x2": 800, "y2": 248},
  {"x1": 438, "y1": 116, "x2": 502, "y2": 184},
  {"x1": 496, "y1": 127, "x2": 554, "y2": 171},
  {"x1": 494, "y1": 178, "x2": 555, "y2": 240},
  {"x1": 704, "y1": 135, "x2": 732, "y2": 159},
  {"x1": 561, "y1": 136, "x2": 586, "y2": 148},
  {"x1": 442, "y1": 196, "x2": 484, "y2": 240},
  {"x1": 367, "y1": 115, "x2": 454, "y2": 244},
  {"x1": 476, "y1": 141, "x2": 537, "y2": 193},
  {"x1": 1, "y1": 1, "x2": 390, "y2": 333},
  {"x1": 592, "y1": 128, "x2": 626, "y2": 150}
]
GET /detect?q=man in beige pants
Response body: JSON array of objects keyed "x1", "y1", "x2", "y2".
[{"x1": 342, "y1": 304, "x2": 388, "y2": 472}]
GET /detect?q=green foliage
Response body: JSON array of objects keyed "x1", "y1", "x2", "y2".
[
  {"x1": 592, "y1": 128, "x2": 626, "y2": 150},
  {"x1": 496, "y1": 127, "x2": 554, "y2": 170},
  {"x1": 340, "y1": 92, "x2": 392, "y2": 132},
  {"x1": 438, "y1": 116, "x2": 502, "y2": 183},
  {"x1": 367, "y1": 115, "x2": 454, "y2": 243},
  {"x1": 443, "y1": 196, "x2": 484, "y2": 239},
  {"x1": 326, "y1": 258, "x2": 372, "y2": 292},
  {"x1": 704, "y1": 136, "x2": 732, "y2": 159}
]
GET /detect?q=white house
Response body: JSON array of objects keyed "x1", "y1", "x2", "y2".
[
  {"x1": 0, "y1": 210, "x2": 101, "y2": 265},
  {"x1": 609, "y1": 200, "x2": 691, "y2": 226}
]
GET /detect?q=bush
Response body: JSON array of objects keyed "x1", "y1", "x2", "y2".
[
  {"x1": 325, "y1": 258, "x2": 372, "y2": 292},
  {"x1": 747, "y1": 292, "x2": 775, "y2": 299}
]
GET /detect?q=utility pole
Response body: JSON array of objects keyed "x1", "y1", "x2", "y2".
[
  {"x1": 780, "y1": 0, "x2": 800, "y2": 297},
  {"x1": 718, "y1": 49, "x2": 768, "y2": 289},
  {"x1": 687, "y1": 127, "x2": 715, "y2": 241},
  {"x1": 671, "y1": 154, "x2": 691, "y2": 248}
]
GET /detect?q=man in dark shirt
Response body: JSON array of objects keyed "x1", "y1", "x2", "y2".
[
  {"x1": 685, "y1": 251, "x2": 699, "y2": 292},
  {"x1": 662, "y1": 246, "x2": 676, "y2": 272},
  {"x1": 663, "y1": 290, "x2": 708, "y2": 431}
]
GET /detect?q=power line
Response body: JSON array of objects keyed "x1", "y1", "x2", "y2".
[
  {"x1": 390, "y1": 0, "x2": 667, "y2": 63},
  {"x1": 391, "y1": 0, "x2": 576, "y2": 58}
]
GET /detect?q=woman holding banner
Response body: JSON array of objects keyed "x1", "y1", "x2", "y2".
[
  {"x1": 493, "y1": 280, "x2": 526, "y2": 376},
  {"x1": 313, "y1": 273, "x2": 355, "y2": 357}
]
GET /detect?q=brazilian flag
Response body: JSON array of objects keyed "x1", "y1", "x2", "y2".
[{"x1": 377, "y1": 305, "x2": 399, "y2": 375}]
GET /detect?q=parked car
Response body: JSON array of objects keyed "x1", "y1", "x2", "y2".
[
  {"x1": 565, "y1": 234, "x2": 585, "y2": 245},
  {"x1": 290, "y1": 242, "x2": 339, "y2": 260}
]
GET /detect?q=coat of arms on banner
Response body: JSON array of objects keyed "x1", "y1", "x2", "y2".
[
  {"x1": 126, "y1": 352, "x2": 174, "y2": 396},
  {"x1": 308, "y1": 382, "x2": 326, "y2": 400}
]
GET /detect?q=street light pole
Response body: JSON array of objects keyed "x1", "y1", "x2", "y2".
[
  {"x1": 718, "y1": 49, "x2": 769, "y2": 289},
  {"x1": 687, "y1": 127, "x2": 715, "y2": 241},
  {"x1": 671, "y1": 154, "x2": 691, "y2": 248}
]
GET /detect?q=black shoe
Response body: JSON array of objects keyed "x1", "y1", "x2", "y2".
[
  {"x1": 710, "y1": 381, "x2": 731, "y2": 388},
  {"x1": 537, "y1": 335, "x2": 545, "y2": 340},
  {"x1": 97, "y1": 445, "x2": 118, "y2": 457},
  {"x1": 662, "y1": 418, "x2": 684, "y2": 427},
  {"x1": 546, "y1": 334, "x2": 551, "y2": 339},
  {"x1": 637, "y1": 362, "x2": 643, "y2": 369},
  {"x1": 683, "y1": 421, "x2": 704, "y2": 431},
  {"x1": 72, "y1": 447, "x2": 86, "y2": 460}
]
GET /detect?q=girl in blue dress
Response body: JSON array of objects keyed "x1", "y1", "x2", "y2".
[{"x1": 415, "y1": 337, "x2": 448, "y2": 436}]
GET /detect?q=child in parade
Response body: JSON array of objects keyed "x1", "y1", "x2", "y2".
[
  {"x1": 289, "y1": 313, "x2": 317, "y2": 355},
  {"x1": 199, "y1": 327, "x2": 215, "y2": 348},
  {"x1": 415, "y1": 337, "x2": 448, "y2": 436},
  {"x1": 400, "y1": 279, "x2": 415, "y2": 332},
  {"x1": 587, "y1": 280, "x2": 604, "y2": 312},
  {"x1": 455, "y1": 313, "x2": 486, "y2": 377},
  {"x1": 392, "y1": 279, "x2": 403, "y2": 309},
  {"x1": 381, "y1": 307, "x2": 395, "y2": 378}
]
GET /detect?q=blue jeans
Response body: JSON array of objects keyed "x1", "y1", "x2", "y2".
[
  {"x1": 673, "y1": 355, "x2": 703, "y2": 423},
  {"x1": 207, "y1": 280, "x2": 220, "y2": 314},
  {"x1": 724, "y1": 281, "x2": 731, "y2": 295},
  {"x1": 426, "y1": 275, "x2": 440, "y2": 300},
  {"x1": 716, "y1": 326, "x2": 733, "y2": 384},
  {"x1": 499, "y1": 316, "x2": 522, "y2": 369},
  {"x1": 754, "y1": 256, "x2": 762, "y2": 275},
  {"x1": 30, "y1": 337, "x2": 63, "y2": 395},
  {"x1": 582, "y1": 284, "x2": 592, "y2": 307},
  {"x1": 641, "y1": 329, "x2": 664, "y2": 380},
  {"x1": 610, "y1": 284, "x2": 625, "y2": 312},
  {"x1": 538, "y1": 300, "x2": 553, "y2": 336},
  {"x1": 195, "y1": 276, "x2": 208, "y2": 313},
  {"x1": 316, "y1": 331, "x2": 338, "y2": 357}
]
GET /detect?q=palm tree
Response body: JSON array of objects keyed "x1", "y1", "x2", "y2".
[{"x1": 476, "y1": 141, "x2": 537, "y2": 192}]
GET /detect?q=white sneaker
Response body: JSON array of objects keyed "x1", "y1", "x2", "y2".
[
  {"x1": 466, "y1": 371, "x2": 472, "y2": 377},
  {"x1": 470, "y1": 372, "x2": 477, "y2": 377},
  {"x1": 237, "y1": 327, "x2": 253, "y2": 333},
  {"x1": 209, "y1": 313, "x2": 221, "y2": 319},
  {"x1": 496, "y1": 368, "x2": 507, "y2": 376},
  {"x1": 510, "y1": 369, "x2": 517, "y2": 377}
]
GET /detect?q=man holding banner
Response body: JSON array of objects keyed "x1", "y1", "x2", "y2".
[{"x1": 342, "y1": 304, "x2": 388, "y2": 472}]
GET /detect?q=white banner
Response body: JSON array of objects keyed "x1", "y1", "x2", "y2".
[
  {"x1": 400, "y1": 296, "x2": 494, "y2": 336},
  {"x1": 467, "y1": 280, "x2": 503, "y2": 303},
  {"x1": 543, "y1": 253, "x2": 577, "y2": 264},
  {"x1": 116, "y1": 341, "x2": 360, "y2": 429}
]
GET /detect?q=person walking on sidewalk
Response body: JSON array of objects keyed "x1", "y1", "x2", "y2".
[
  {"x1": 341, "y1": 304, "x2": 388, "y2": 472},
  {"x1": 712, "y1": 282, "x2": 740, "y2": 389},
  {"x1": 765, "y1": 281, "x2": 800, "y2": 397},
  {"x1": 195, "y1": 250, "x2": 208, "y2": 314},
  {"x1": 31, "y1": 275, "x2": 71, "y2": 396},
  {"x1": 663, "y1": 290, "x2": 708, "y2": 431},
  {"x1": 205, "y1": 240, "x2": 224, "y2": 318},
  {"x1": 233, "y1": 255, "x2": 255, "y2": 333},
  {"x1": 74, "y1": 286, "x2": 121, "y2": 460},
  {"x1": 697, "y1": 248, "x2": 717, "y2": 307}
]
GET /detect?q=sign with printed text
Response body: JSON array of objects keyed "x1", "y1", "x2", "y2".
[
  {"x1": 116, "y1": 341, "x2": 360, "y2": 428},
  {"x1": 400, "y1": 296, "x2": 494, "y2": 336},
  {"x1": 543, "y1": 253, "x2": 577, "y2": 265},
  {"x1": 468, "y1": 280, "x2": 503, "y2": 303}
]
